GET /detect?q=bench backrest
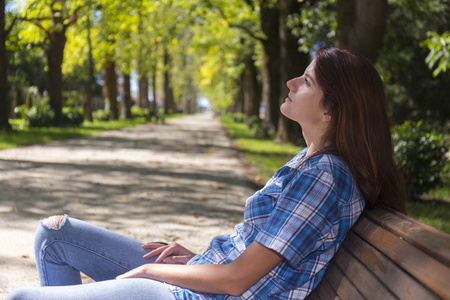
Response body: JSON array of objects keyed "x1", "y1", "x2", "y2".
[{"x1": 306, "y1": 206, "x2": 450, "y2": 300}]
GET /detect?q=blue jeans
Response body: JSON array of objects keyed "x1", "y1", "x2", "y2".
[{"x1": 6, "y1": 215, "x2": 176, "y2": 300}]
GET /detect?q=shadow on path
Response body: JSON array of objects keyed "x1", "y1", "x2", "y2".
[{"x1": 0, "y1": 112, "x2": 258, "y2": 296}]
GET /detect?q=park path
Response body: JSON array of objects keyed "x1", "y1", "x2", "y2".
[{"x1": 0, "y1": 112, "x2": 258, "y2": 298}]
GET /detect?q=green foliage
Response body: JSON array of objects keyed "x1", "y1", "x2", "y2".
[
  {"x1": 92, "y1": 109, "x2": 112, "y2": 121},
  {"x1": 62, "y1": 106, "x2": 85, "y2": 126},
  {"x1": 288, "y1": 0, "x2": 337, "y2": 54},
  {"x1": 2, "y1": 117, "x2": 148, "y2": 150},
  {"x1": 376, "y1": 0, "x2": 450, "y2": 126},
  {"x1": 406, "y1": 199, "x2": 450, "y2": 233},
  {"x1": 131, "y1": 106, "x2": 149, "y2": 118},
  {"x1": 14, "y1": 104, "x2": 55, "y2": 127},
  {"x1": 14, "y1": 104, "x2": 85, "y2": 127},
  {"x1": 229, "y1": 112, "x2": 244, "y2": 123},
  {"x1": 392, "y1": 120, "x2": 448, "y2": 198},
  {"x1": 247, "y1": 115, "x2": 262, "y2": 135},
  {"x1": 421, "y1": 31, "x2": 450, "y2": 77}
]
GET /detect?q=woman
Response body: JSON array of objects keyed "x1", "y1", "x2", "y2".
[{"x1": 7, "y1": 46, "x2": 406, "y2": 300}]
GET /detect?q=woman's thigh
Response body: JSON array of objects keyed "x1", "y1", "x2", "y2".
[
  {"x1": 6, "y1": 278, "x2": 176, "y2": 300},
  {"x1": 36, "y1": 215, "x2": 158, "y2": 283}
]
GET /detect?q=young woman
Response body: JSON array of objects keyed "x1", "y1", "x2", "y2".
[{"x1": 7, "y1": 46, "x2": 406, "y2": 300}]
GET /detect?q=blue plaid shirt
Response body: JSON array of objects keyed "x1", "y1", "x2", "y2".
[{"x1": 169, "y1": 147, "x2": 364, "y2": 299}]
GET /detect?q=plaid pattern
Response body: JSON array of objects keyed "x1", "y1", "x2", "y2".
[{"x1": 170, "y1": 147, "x2": 364, "y2": 300}]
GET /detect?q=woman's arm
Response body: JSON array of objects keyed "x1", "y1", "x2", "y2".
[{"x1": 117, "y1": 241, "x2": 284, "y2": 296}]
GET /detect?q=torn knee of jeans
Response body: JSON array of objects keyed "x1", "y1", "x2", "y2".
[{"x1": 42, "y1": 215, "x2": 67, "y2": 230}]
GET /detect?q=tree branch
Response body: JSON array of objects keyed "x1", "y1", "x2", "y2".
[
  {"x1": 204, "y1": 0, "x2": 265, "y2": 42},
  {"x1": 5, "y1": 16, "x2": 18, "y2": 37},
  {"x1": 63, "y1": 5, "x2": 84, "y2": 30},
  {"x1": 17, "y1": 16, "x2": 52, "y2": 39}
]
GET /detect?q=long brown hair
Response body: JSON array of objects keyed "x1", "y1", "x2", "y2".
[{"x1": 313, "y1": 46, "x2": 406, "y2": 213}]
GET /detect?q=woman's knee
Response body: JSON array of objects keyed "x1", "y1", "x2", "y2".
[{"x1": 41, "y1": 215, "x2": 68, "y2": 230}]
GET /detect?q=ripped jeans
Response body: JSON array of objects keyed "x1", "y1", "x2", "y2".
[{"x1": 6, "y1": 215, "x2": 176, "y2": 300}]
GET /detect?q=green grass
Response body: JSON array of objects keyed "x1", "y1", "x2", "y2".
[
  {"x1": 0, "y1": 118, "x2": 147, "y2": 149},
  {"x1": 220, "y1": 115, "x2": 450, "y2": 234},
  {"x1": 406, "y1": 200, "x2": 450, "y2": 233},
  {"x1": 220, "y1": 116, "x2": 300, "y2": 181},
  {"x1": 0, "y1": 115, "x2": 183, "y2": 150}
]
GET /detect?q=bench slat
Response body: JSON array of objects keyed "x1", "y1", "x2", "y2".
[
  {"x1": 305, "y1": 289, "x2": 321, "y2": 300},
  {"x1": 353, "y1": 217, "x2": 450, "y2": 299},
  {"x1": 324, "y1": 261, "x2": 365, "y2": 300},
  {"x1": 343, "y1": 230, "x2": 439, "y2": 300},
  {"x1": 314, "y1": 277, "x2": 340, "y2": 300},
  {"x1": 333, "y1": 244, "x2": 397, "y2": 300},
  {"x1": 365, "y1": 207, "x2": 450, "y2": 266}
]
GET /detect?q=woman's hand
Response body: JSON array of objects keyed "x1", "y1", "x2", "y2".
[{"x1": 142, "y1": 242, "x2": 196, "y2": 264}]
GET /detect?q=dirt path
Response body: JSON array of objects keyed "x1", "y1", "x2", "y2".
[{"x1": 0, "y1": 112, "x2": 258, "y2": 298}]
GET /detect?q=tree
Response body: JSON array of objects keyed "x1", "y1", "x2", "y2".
[
  {"x1": 334, "y1": 0, "x2": 388, "y2": 62},
  {"x1": 276, "y1": 0, "x2": 310, "y2": 144},
  {"x1": 19, "y1": 0, "x2": 83, "y2": 125},
  {"x1": 421, "y1": 31, "x2": 450, "y2": 77},
  {"x1": 0, "y1": 0, "x2": 17, "y2": 131},
  {"x1": 376, "y1": 0, "x2": 450, "y2": 126}
]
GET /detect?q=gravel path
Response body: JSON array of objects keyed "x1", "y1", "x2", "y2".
[{"x1": 0, "y1": 112, "x2": 259, "y2": 298}]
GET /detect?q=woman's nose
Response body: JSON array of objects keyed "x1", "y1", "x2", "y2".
[{"x1": 287, "y1": 78, "x2": 298, "y2": 92}]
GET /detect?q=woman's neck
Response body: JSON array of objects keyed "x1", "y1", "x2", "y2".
[{"x1": 303, "y1": 132, "x2": 331, "y2": 156}]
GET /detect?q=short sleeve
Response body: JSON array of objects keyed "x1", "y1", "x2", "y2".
[{"x1": 255, "y1": 168, "x2": 340, "y2": 266}]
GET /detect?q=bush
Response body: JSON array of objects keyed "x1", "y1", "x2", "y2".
[
  {"x1": 92, "y1": 109, "x2": 111, "y2": 121},
  {"x1": 15, "y1": 104, "x2": 55, "y2": 127},
  {"x1": 131, "y1": 106, "x2": 149, "y2": 118},
  {"x1": 231, "y1": 112, "x2": 244, "y2": 123},
  {"x1": 247, "y1": 115, "x2": 262, "y2": 134},
  {"x1": 62, "y1": 107, "x2": 85, "y2": 126},
  {"x1": 392, "y1": 120, "x2": 448, "y2": 198}
]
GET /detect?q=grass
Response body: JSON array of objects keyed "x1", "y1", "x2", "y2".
[
  {"x1": 406, "y1": 199, "x2": 450, "y2": 233},
  {"x1": 220, "y1": 115, "x2": 450, "y2": 234},
  {"x1": 0, "y1": 114, "x2": 184, "y2": 150},
  {"x1": 220, "y1": 116, "x2": 300, "y2": 181}
]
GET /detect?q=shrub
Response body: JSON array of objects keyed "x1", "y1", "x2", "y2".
[
  {"x1": 92, "y1": 109, "x2": 111, "y2": 121},
  {"x1": 62, "y1": 106, "x2": 85, "y2": 126},
  {"x1": 15, "y1": 104, "x2": 55, "y2": 127},
  {"x1": 392, "y1": 120, "x2": 448, "y2": 198},
  {"x1": 247, "y1": 115, "x2": 262, "y2": 134},
  {"x1": 131, "y1": 106, "x2": 149, "y2": 118},
  {"x1": 231, "y1": 112, "x2": 244, "y2": 123}
]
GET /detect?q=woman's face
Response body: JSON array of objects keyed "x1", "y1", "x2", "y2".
[{"x1": 280, "y1": 60, "x2": 328, "y2": 129}]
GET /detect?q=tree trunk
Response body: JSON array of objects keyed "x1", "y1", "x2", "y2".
[
  {"x1": 85, "y1": 12, "x2": 94, "y2": 122},
  {"x1": 0, "y1": 0, "x2": 11, "y2": 131},
  {"x1": 335, "y1": 0, "x2": 388, "y2": 62},
  {"x1": 45, "y1": 31, "x2": 66, "y2": 125},
  {"x1": 243, "y1": 49, "x2": 261, "y2": 122},
  {"x1": 104, "y1": 60, "x2": 119, "y2": 119},
  {"x1": 151, "y1": 60, "x2": 158, "y2": 117},
  {"x1": 276, "y1": 0, "x2": 309, "y2": 144},
  {"x1": 163, "y1": 48, "x2": 174, "y2": 115},
  {"x1": 233, "y1": 77, "x2": 245, "y2": 114},
  {"x1": 260, "y1": 3, "x2": 280, "y2": 136},
  {"x1": 122, "y1": 73, "x2": 133, "y2": 119},
  {"x1": 138, "y1": 75, "x2": 149, "y2": 109}
]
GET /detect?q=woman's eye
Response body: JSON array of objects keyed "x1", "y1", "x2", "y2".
[{"x1": 305, "y1": 78, "x2": 310, "y2": 86}]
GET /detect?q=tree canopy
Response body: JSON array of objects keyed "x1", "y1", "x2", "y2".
[{"x1": 1, "y1": 0, "x2": 449, "y2": 134}]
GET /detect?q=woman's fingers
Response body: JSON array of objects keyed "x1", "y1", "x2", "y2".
[
  {"x1": 141, "y1": 242, "x2": 197, "y2": 263},
  {"x1": 142, "y1": 242, "x2": 168, "y2": 249},
  {"x1": 162, "y1": 255, "x2": 192, "y2": 265},
  {"x1": 141, "y1": 243, "x2": 169, "y2": 259}
]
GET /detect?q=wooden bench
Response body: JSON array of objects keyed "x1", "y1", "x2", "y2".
[{"x1": 306, "y1": 206, "x2": 450, "y2": 300}]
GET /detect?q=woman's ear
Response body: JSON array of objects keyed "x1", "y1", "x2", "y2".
[{"x1": 322, "y1": 112, "x2": 331, "y2": 123}]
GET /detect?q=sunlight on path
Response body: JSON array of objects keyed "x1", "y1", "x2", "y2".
[{"x1": 0, "y1": 112, "x2": 256, "y2": 297}]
